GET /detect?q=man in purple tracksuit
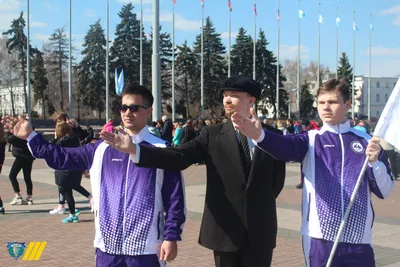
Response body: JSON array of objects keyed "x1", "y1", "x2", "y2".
[
  {"x1": 231, "y1": 79, "x2": 394, "y2": 267},
  {"x1": 2, "y1": 85, "x2": 186, "y2": 267}
]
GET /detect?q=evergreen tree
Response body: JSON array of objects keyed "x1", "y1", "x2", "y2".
[
  {"x1": 175, "y1": 40, "x2": 197, "y2": 118},
  {"x1": 255, "y1": 30, "x2": 287, "y2": 118},
  {"x1": 337, "y1": 52, "x2": 354, "y2": 95},
  {"x1": 299, "y1": 80, "x2": 315, "y2": 118},
  {"x1": 110, "y1": 3, "x2": 141, "y2": 86},
  {"x1": 230, "y1": 28, "x2": 253, "y2": 77},
  {"x1": 192, "y1": 17, "x2": 226, "y2": 117},
  {"x1": 2, "y1": 12, "x2": 39, "y2": 113},
  {"x1": 32, "y1": 51, "x2": 51, "y2": 118},
  {"x1": 78, "y1": 20, "x2": 106, "y2": 119},
  {"x1": 46, "y1": 26, "x2": 69, "y2": 111}
]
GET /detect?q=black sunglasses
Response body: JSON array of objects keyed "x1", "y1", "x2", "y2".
[{"x1": 120, "y1": 104, "x2": 149, "y2": 113}]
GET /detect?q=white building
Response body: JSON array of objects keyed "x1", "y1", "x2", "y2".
[
  {"x1": 354, "y1": 76, "x2": 398, "y2": 119},
  {"x1": 0, "y1": 84, "x2": 42, "y2": 116}
]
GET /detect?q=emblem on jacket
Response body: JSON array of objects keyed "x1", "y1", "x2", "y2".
[
  {"x1": 7, "y1": 242, "x2": 25, "y2": 260},
  {"x1": 351, "y1": 141, "x2": 364, "y2": 154}
]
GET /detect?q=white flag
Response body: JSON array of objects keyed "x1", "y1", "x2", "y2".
[{"x1": 374, "y1": 78, "x2": 400, "y2": 150}]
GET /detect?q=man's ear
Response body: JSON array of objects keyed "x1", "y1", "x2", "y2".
[
  {"x1": 345, "y1": 99, "x2": 352, "y2": 111},
  {"x1": 250, "y1": 96, "x2": 256, "y2": 106},
  {"x1": 147, "y1": 107, "x2": 153, "y2": 118}
]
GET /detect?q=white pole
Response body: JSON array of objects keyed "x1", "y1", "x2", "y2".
[
  {"x1": 68, "y1": 0, "x2": 72, "y2": 118},
  {"x1": 276, "y1": 0, "x2": 280, "y2": 119},
  {"x1": 253, "y1": 0, "x2": 256, "y2": 81},
  {"x1": 152, "y1": 0, "x2": 161, "y2": 120},
  {"x1": 368, "y1": 13, "x2": 371, "y2": 121},
  {"x1": 26, "y1": 0, "x2": 31, "y2": 117},
  {"x1": 326, "y1": 157, "x2": 370, "y2": 267},
  {"x1": 228, "y1": 1, "x2": 231, "y2": 78},
  {"x1": 335, "y1": 6, "x2": 338, "y2": 79},
  {"x1": 352, "y1": 10, "x2": 356, "y2": 119},
  {"x1": 200, "y1": 0, "x2": 204, "y2": 118},
  {"x1": 140, "y1": 0, "x2": 143, "y2": 85},
  {"x1": 297, "y1": 0, "x2": 301, "y2": 120},
  {"x1": 106, "y1": 0, "x2": 110, "y2": 121},
  {"x1": 317, "y1": 0, "x2": 320, "y2": 88},
  {"x1": 171, "y1": 0, "x2": 175, "y2": 121}
]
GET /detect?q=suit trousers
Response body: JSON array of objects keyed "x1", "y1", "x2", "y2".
[{"x1": 213, "y1": 246, "x2": 273, "y2": 267}]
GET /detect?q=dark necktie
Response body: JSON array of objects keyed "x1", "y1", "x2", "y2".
[{"x1": 238, "y1": 132, "x2": 252, "y2": 175}]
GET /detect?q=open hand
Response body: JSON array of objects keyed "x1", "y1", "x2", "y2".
[
  {"x1": 99, "y1": 127, "x2": 136, "y2": 155},
  {"x1": 1, "y1": 115, "x2": 33, "y2": 140},
  {"x1": 159, "y1": 240, "x2": 178, "y2": 262},
  {"x1": 231, "y1": 107, "x2": 263, "y2": 140}
]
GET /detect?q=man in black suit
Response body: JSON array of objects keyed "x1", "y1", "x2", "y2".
[
  {"x1": 161, "y1": 115, "x2": 173, "y2": 143},
  {"x1": 100, "y1": 76, "x2": 286, "y2": 267}
]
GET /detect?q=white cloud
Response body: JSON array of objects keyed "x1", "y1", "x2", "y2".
[
  {"x1": 117, "y1": 0, "x2": 152, "y2": 4},
  {"x1": 280, "y1": 45, "x2": 310, "y2": 60},
  {"x1": 84, "y1": 9, "x2": 97, "y2": 17},
  {"x1": 220, "y1": 31, "x2": 238, "y2": 39},
  {"x1": 0, "y1": 0, "x2": 21, "y2": 12},
  {"x1": 44, "y1": 1, "x2": 58, "y2": 11},
  {"x1": 31, "y1": 20, "x2": 48, "y2": 28},
  {"x1": 0, "y1": 13, "x2": 18, "y2": 31},
  {"x1": 381, "y1": 5, "x2": 400, "y2": 26},
  {"x1": 361, "y1": 46, "x2": 400, "y2": 56},
  {"x1": 33, "y1": 33, "x2": 50, "y2": 42},
  {"x1": 359, "y1": 59, "x2": 400, "y2": 77},
  {"x1": 142, "y1": 9, "x2": 200, "y2": 31}
]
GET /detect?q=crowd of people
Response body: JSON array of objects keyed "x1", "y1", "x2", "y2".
[{"x1": 0, "y1": 76, "x2": 398, "y2": 267}]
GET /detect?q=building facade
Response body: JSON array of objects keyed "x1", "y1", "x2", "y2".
[
  {"x1": 0, "y1": 84, "x2": 42, "y2": 116},
  {"x1": 354, "y1": 76, "x2": 398, "y2": 119}
]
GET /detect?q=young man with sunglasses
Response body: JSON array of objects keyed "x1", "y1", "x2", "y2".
[{"x1": 2, "y1": 85, "x2": 186, "y2": 267}]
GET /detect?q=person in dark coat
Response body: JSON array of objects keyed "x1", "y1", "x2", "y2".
[
  {"x1": 161, "y1": 115, "x2": 173, "y2": 143},
  {"x1": 0, "y1": 123, "x2": 6, "y2": 214},
  {"x1": 53, "y1": 121, "x2": 84, "y2": 223},
  {"x1": 7, "y1": 131, "x2": 35, "y2": 205},
  {"x1": 100, "y1": 76, "x2": 286, "y2": 267}
]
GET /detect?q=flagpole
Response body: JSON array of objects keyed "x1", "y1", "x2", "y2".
[
  {"x1": 253, "y1": 0, "x2": 256, "y2": 81},
  {"x1": 368, "y1": 13, "x2": 371, "y2": 121},
  {"x1": 335, "y1": 6, "x2": 338, "y2": 79},
  {"x1": 228, "y1": 1, "x2": 231, "y2": 78},
  {"x1": 276, "y1": 0, "x2": 280, "y2": 119},
  {"x1": 152, "y1": 0, "x2": 161, "y2": 120},
  {"x1": 68, "y1": 0, "x2": 72, "y2": 117},
  {"x1": 140, "y1": 0, "x2": 143, "y2": 85},
  {"x1": 200, "y1": 0, "x2": 204, "y2": 118},
  {"x1": 297, "y1": 0, "x2": 301, "y2": 120},
  {"x1": 106, "y1": 0, "x2": 110, "y2": 122},
  {"x1": 26, "y1": 0, "x2": 31, "y2": 117},
  {"x1": 317, "y1": 0, "x2": 320, "y2": 88},
  {"x1": 352, "y1": 10, "x2": 356, "y2": 119},
  {"x1": 172, "y1": 0, "x2": 175, "y2": 121}
]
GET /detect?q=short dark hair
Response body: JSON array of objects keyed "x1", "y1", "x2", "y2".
[
  {"x1": 317, "y1": 79, "x2": 351, "y2": 103},
  {"x1": 121, "y1": 84, "x2": 154, "y2": 106}
]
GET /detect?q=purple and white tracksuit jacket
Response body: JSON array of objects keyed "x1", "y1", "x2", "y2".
[
  {"x1": 27, "y1": 126, "x2": 186, "y2": 257},
  {"x1": 255, "y1": 120, "x2": 394, "y2": 245}
]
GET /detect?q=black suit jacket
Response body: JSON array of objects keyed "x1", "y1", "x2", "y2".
[
  {"x1": 161, "y1": 119, "x2": 173, "y2": 143},
  {"x1": 137, "y1": 119, "x2": 285, "y2": 253}
]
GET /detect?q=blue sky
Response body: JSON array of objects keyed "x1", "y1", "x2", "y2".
[{"x1": 1, "y1": 0, "x2": 399, "y2": 77}]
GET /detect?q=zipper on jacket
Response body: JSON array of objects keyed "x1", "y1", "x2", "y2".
[
  {"x1": 307, "y1": 193, "x2": 311, "y2": 222},
  {"x1": 121, "y1": 159, "x2": 131, "y2": 254},
  {"x1": 338, "y1": 125, "x2": 345, "y2": 220},
  {"x1": 157, "y1": 212, "x2": 161, "y2": 240}
]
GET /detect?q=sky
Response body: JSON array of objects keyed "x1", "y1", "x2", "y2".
[{"x1": 0, "y1": 0, "x2": 399, "y2": 77}]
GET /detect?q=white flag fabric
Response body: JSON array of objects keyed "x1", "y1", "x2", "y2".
[{"x1": 374, "y1": 78, "x2": 400, "y2": 150}]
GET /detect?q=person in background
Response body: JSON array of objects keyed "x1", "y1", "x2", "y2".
[
  {"x1": 149, "y1": 121, "x2": 162, "y2": 137},
  {"x1": 7, "y1": 130, "x2": 35, "y2": 205},
  {"x1": 277, "y1": 120, "x2": 288, "y2": 135},
  {"x1": 161, "y1": 115, "x2": 173, "y2": 143},
  {"x1": 354, "y1": 120, "x2": 367, "y2": 134},
  {"x1": 82, "y1": 125, "x2": 95, "y2": 145},
  {"x1": 286, "y1": 119, "x2": 295, "y2": 134},
  {"x1": 172, "y1": 121, "x2": 182, "y2": 147},
  {"x1": 0, "y1": 123, "x2": 7, "y2": 214}
]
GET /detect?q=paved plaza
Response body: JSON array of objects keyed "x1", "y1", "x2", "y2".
[{"x1": 1, "y1": 151, "x2": 399, "y2": 266}]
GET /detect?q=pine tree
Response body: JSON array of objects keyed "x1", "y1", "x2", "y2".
[
  {"x1": 230, "y1": 28, "x2": 253, "y2": 77},
  {"x1": 32, "y1": 51, "x2": 50, "y2": 118},
  {"x1": 2, "y1": 12, "x2": 39, "y2": 113},
  {"x1": 175, "y1": 40, "x2": 197, "y2": 118},
  {"x1": 110, "y1": 3, "x2": 141, "y2": 86},
  {"x1": 46, "y1": 27, "x2": 69, "y2": 111},
  {"x1": 192, "y1": 17, "x2": 227, "y2": 117},
  {"x1": 255, "y1": 30, "x2": 287, "y2": 118},
  {"x1": 300, "y1": 80, "x2": 315, "y2": 118},
  {"x1": 78, "y1": 20, "x2": 106, "y2": 119},
  {"x1": 337, "y1": 52, "x2": 354, "y2": 95}
]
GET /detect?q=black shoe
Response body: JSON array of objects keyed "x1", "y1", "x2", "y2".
[
  {"x1": 0, "y1": 207, "x2": 5, "y2": 214},
  {"x1": 296, "y1": 183, "x2": 303, "y2": 189}
]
